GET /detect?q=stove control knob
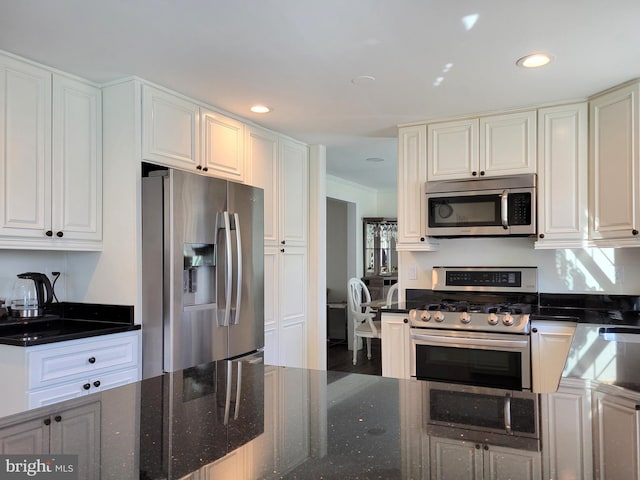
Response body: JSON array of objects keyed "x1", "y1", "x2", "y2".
[
  {"x1": 502, "y1": 313, "x2": 514, "y2": 326},
  {"x1": 487, "y1": 313, "x2": 499, "y2": 325},
  {"x1": 433, "y1": 311, "x2": 445, "y2": 323},
  {"x1": 420, "y1": 311, "x2": 431, "y2": 322},
  {"x1": 460, "y1": 312, "x2": 471, "y2": 324}
]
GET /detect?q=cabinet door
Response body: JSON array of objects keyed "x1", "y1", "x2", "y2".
[
  {"x1": 263, "y1": 246, "x2": 279, "y2": 365},
  {"x1": 0, "y1": 416, "x2": 49, "y2": 454},
  {"x1": 0, "y1": 54, "x2": 52, "y2": 239},
  {"x1": 594, "y1": 391, "x2": 640, "y2": 480},
  {"x1": 247, "y1": 126, "x2": 279, "y2": 245},
  {"x1": 398, "y1": 125, "x2": 433, "y2": 249},
  {"x1": 142, "y1": 85, "x2": 199, "y2": 169},
  {"x1": 430, "y1": 436, "x2": 482, "y2": 480},
  {"x1": 483, "y1": 445, "x2": 541, "y2": 480},
  {"x1": 279, "y1": 367, "x2": 310, "y2": 473},
  {"x1": 541, "y1": 380, "x2": 593, "y2": 480},
  {"x1": 52, "y1": 74, "x2": 102, "y2": 242},
  {"x1": 590, "y1": 82, "x2": 640, "y2": 243},
  {"x1": 202, "y1": 447, "x2": 246, "y2": 480},
  {"x1": 200, "y1": 108, "x2": 245, "y2": 182},
  {"x1": 279, "y1": 137, "x2": 308, "y2": 246},
  {"x1": 536, "y1": 103, "x2": 588, "y2": 247},
  {"x1": 381, "y1": 313, "x2": 409, "y2": 379},
  {"x1": 427, "y1": 118, "x2": 478, "y2": 180},
  {"x1": 49, "y1": 401, "x2": 101, "y2": 480},
  {"x1": 530, "y1": 321, "x2": 575, "y2": 393},
  {"x1": 278, "y1": 246, "x2": 307, "y2": 368},
  {"x1": 479, "y1": 110, "x2": 536, "y2": 176}
]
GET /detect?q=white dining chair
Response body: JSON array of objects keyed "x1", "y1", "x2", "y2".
[
  {"x1": 385, "y1": 282, "x2": 399, "y2": 307},
  {"x1": 347, "y1": 277, "x2": 381, "y2": 365}
]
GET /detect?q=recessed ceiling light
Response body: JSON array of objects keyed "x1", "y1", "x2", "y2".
[
  {"x1": 250, "y1": 105, "x2": 270, "y2": 113},
  {"x1": 516, "y1": 53, "x2": 553, "y2": 68},
  {"x1": 366, "y1": 157, "x2": 384, "y2": 162}
]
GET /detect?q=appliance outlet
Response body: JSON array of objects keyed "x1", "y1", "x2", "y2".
[{"x1": 408, "y1": 265, "x2": 418, "y2": 280}]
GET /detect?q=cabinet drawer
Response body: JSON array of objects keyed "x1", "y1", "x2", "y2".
[{"x1": 28, "y1": 332, "x2": 139, "y2": 389}]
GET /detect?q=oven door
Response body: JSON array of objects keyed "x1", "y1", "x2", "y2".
[
  {"x1": 425, "y1": 187, "x2": 535, "y2": 236},
  {"x1": 410, "y1": 329, "x2": 531, "y2": 391}
]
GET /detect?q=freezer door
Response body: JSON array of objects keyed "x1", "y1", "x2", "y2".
[
  {"x1": 226, "y1": 182, "x2": 265, "y2": 358},
  {"x1": 167, "y1": 170, "x2": 229, "y2": 371}
]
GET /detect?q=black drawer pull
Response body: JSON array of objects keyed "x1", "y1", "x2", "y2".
[
  {"x1": 83, "y1": 383, "x2": 91, "y2": 390},
  {"x1": 93, "y1": 380, "x2": 101, "y2": 388},
  {"x1": 56, "y1": 231, "x2": 64, "y2": 238},
  {"x1": 45, "y1": 230, "x2": 53, "y2": 237},
  {"x1": 88, "y1": 357, "x2": 96, "y2": 364}
]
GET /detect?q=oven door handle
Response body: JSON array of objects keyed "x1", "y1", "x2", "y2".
[{"x1": 410, "y1": 333, "x2": 529, "y2": 350}]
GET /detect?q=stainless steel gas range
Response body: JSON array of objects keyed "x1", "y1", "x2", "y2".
[
  {"x1": 409, "y1": 266, "x2": 538, "y2": 391},
  {"x1": 410, "y1": 266, "x2": 541, "y2": 450}
]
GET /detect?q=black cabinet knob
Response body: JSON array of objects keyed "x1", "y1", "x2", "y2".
[
  {"x1": 472, "y1": 171, "x2": 478, "y2": 176},
  {"x1": 403, "y1": 318, "x2": 408, "y2": 324},
  {"x1": 56, "y1": 231, "x2": 63, "y2": 238},
  {"x1": 539, "y1": 233, "x2": 545, "y2": 239},
  {"x1": 54, "y1": 416, "x2": 62, "y2": 422},
  {"x1": 281, "y1": 240, "x2": 286, "y2": 245},
  {"x1": 483, "y1": 445, "x2": 489, "y2": 450},
  {"x1": 196, "y1": 165, "x2": 202, "y2": 170},
  {"x1": 532, "y1": 327, "x2": 538, "y2": 333},
  {"x1": 88, "y1": 357, "x2": 96, "y2": 364},
  {"x1": 280, "y1": 248, "x2": 285, "y2": 253},
  {"x1": 93, "y1": 380, "x2": 101, "y2": 388},
  {"x1": 202, "y1": 167, "x2": 208, "y2": 172},
  {"x1": 83, "y1": 383, "x2": 91, "y2": 390},
  {"x1": 633, "y1": 229, "x2": 639, "y2": 236},
  {"x1": 480, "y1": 171, "x2": 485, "y2": 176},
  {"x1": 420, "y1": 237, "x2": 425, "y2": 242},
  {"x1": 45, "y1": 230, "x2": 53, "y2": 237},
  {"x1": 44, "y1": 418, "x2": 51, "y2": 426},
  {"x1": 475, "y1": 444, "x2": 480, "y2": 449}
]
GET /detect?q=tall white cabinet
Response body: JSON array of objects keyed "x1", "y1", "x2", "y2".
[
  {"x1": 248, "y1": 125, "x2": 309, "y2": 368},
  {"x1": 0, "y1": 53, "x2": 102, "y2": 250}
]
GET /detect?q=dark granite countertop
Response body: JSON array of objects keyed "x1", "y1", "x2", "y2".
[
  {"x1": 0, "y1": 302, "x2": 139, "y2": 346},
  {"x1": 1, "y1": 362, "x2": 638, "y2": 479}
]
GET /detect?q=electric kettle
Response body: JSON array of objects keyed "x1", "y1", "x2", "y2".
[{"x1": 10, "y1": 272, "x2": 54, "y2": 318}]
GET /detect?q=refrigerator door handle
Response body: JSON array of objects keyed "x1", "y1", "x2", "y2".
[
  {"x1": 223, "y1": 360, "x2": 232, "y2": 425},
  {"x1": 232, "y1": 212, "x2": 243, "y2": 325},
  {"x1": 233, "y1": 361, "x2": 242, "y2": 420},
  {"x1": 222, "y1": 211, "x2": 233, "y2": 327}
]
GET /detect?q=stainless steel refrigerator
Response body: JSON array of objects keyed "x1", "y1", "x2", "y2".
[{"x1": 141, "y1": 167, "x2": 264, "y2": 379}]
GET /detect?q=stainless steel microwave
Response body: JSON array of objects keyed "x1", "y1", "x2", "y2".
[{"x1": 425, "y1": 174, "x2": 536, "y2": 237}]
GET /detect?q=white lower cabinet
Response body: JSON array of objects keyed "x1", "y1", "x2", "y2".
[
  {"x1": 430, "y1": 436, "x2": 541, "y2": 480},
  {"x1": 381, "y1": 312, "x2": 410, "y2": 379},
  {"x1": 0, "y1": 400, "x2": 101, "y2": 480},
  {"x1": 0, "y1": 330, "x2": 141, "y2": 416},
  {"x1": 541, "y1": 378, "x2": 593, "y2": 480},
  {"x1": 593, "y1": 387, "x2": 640, "y2": 480},
  {"x1": 530, "y1": 320, "x2": 576, "y2": 393}
]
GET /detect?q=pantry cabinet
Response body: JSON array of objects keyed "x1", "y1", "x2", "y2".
[
  {"x1": 429, "y1": 436, "x2": 541, "y2": 480},
  {"x1": 381, "y1": 312, "x2": 410, "y2": 379},
  {"x1": 397, "y1": 124, "x2": 437, "y2": 251},
  {"x1": 427, "y1": 110, "x2": 536, "y2": 181},
  {"x1": 249, "y1": 126, "x2": 309, "y2": 368},
  {"x1": 589, "y1": 81, "x2": 640, "y2": 246},
  {"x1": 0, "y1": 400, "x2": 101, "y2": 480},
  {"x1": 0, "y1": 54, "x2": 102, "y2": 250},
  {"x1": 535, "y1": 103, "x2": 588, "y2": 248}
]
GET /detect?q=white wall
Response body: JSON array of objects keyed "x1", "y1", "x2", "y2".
[
  {"x1": 0, "y1": 251, "x2": 67, "y2": 304},
  {"x1": 399, "y1": 237, "x2": 640, "y2": 294}
]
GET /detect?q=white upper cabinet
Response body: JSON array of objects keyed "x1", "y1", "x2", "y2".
[
  {"x1": 142, "y1": 84, "x2": 199, "y2": 170},
  {"x1": 427, "y1": 110, "x2": 536, "y2": 181},
  {"x1": 279, "y1": 137, "x2": 308, "y2": 246},
  {"x1": 51, "y1": 74, "x2": 102, "y2": 243},
  {"x1": 589, "y1": 81, "x2": 640, "y2": 245},
  {"x1": 0, "y1": 53, "x2": 102, "y2": 250},
  {"x1": 200, "y1": 108, "x2": 245, "y2": 182},
  {"x1": 428, "y1": 118, "x2": 478, "y2": 180},
  {"x1": 397, "y1": 124, "x2": 437, "y2": 250},
  {"x1": 535, "y1": 103, "x2": 588, "y2": 248}
]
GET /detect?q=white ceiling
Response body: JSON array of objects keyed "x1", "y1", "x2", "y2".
[{"x1": 1, "y1": 0, "x2": 639, "y2": 191}]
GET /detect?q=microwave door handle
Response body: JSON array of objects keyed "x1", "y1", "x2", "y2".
[
  {"x1": 501, "y1": 190, "x2": 509, "y2": 229},
  {"x1": 232, "y1": 213, "x2": 242, "y2": 325},
  {"x1": 504, "y1": 393, "x2": 512, "y2": 434}
]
